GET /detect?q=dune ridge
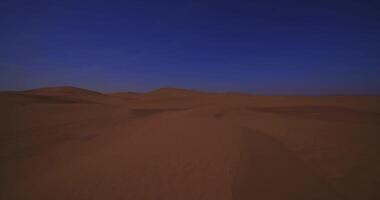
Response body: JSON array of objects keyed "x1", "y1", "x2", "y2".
[{"x1": 22, "y1": 86, "x2": 103, "y2": 96}]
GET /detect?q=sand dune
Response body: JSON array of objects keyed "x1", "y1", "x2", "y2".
[
  {"x1": 1, "y1": 86, "x2": 379, "y2": 200},
  {"x1": 22, "y1": 86, "x2": 103, "y2": 96}
]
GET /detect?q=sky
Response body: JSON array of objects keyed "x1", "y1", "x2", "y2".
[{"x1": 0, "y1": 0, "x2": 379, "y2": 95}]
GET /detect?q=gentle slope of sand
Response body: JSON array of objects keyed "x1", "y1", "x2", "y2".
[{"x1": 1, "y1": 86, "x2": 380, "y2": 200}]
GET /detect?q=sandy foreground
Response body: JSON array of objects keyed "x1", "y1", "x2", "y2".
[{"x1": 1, "y1": 86, "x2": 379, "y2": 200}]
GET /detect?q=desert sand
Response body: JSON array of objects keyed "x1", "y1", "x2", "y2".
[{"x1": 1, "y1": 86, "x2": 379, "y2": 200}]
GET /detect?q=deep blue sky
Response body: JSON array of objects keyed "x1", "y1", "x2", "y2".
[{"x1": 1, "y1": 0, "x2": 379, "y2": 94}]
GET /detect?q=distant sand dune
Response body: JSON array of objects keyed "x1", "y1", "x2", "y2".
[{"x1": 22, "y1": 86, "x2": 103, "y2": 96}]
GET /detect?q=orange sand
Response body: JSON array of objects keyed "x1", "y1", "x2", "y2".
[{"x1": 1, "y1": 86, "x2": 379, "y2": 200}]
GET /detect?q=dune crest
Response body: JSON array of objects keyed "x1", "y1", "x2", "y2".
[{"x1": 22, "y1": 86, "x2": 103, "y2": 96}]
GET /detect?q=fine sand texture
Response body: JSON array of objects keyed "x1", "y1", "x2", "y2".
[{"x1": 1, "y1": 86, "x2": 380, "y2": 200}]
